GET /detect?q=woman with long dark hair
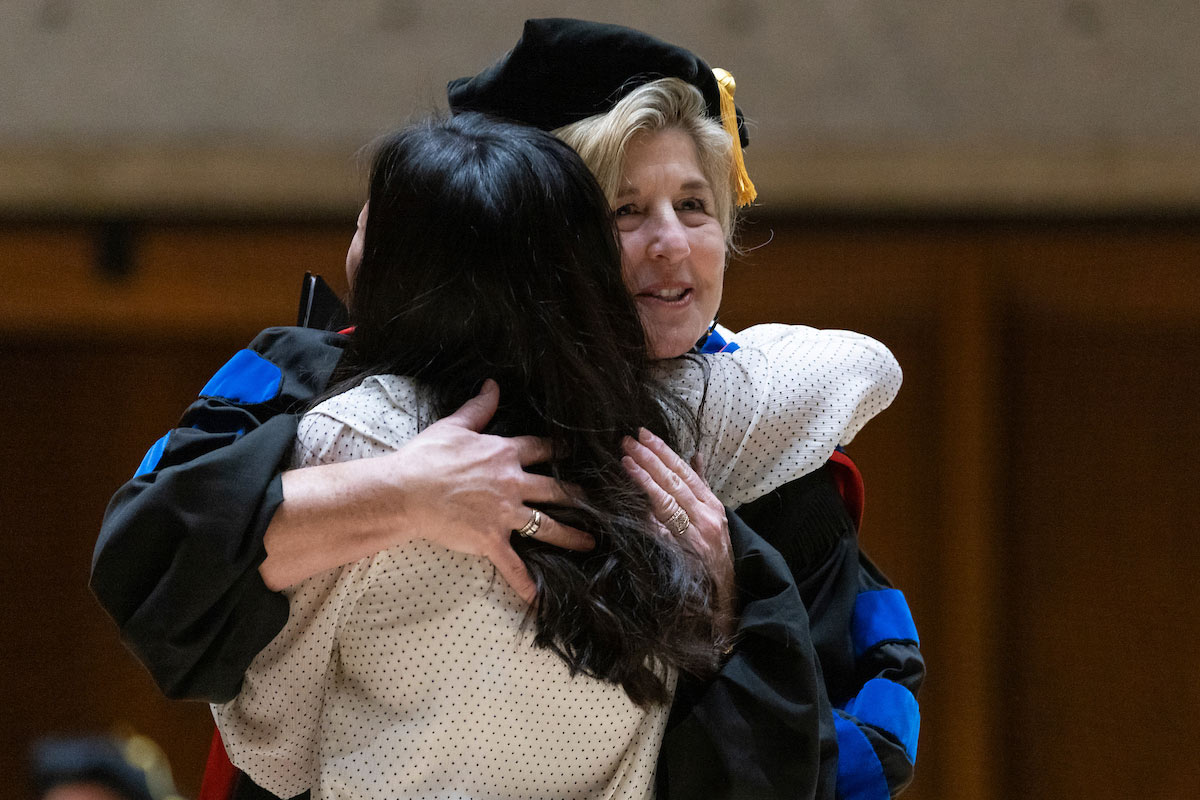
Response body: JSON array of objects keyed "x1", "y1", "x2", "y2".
[
  {"x1": 213, "y1": 111, "x2": 899, "y2": 798},
  {"x1": 318, "y1": 112, "x2": 719, "y2": 705}
]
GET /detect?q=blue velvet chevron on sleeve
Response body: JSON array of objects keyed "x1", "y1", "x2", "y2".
[
  {"x1": 833, "y1": 582, "x2": 923, "y2": 798},
  {"x1": 91, "y1": 326, "x2": 348, "y2": 703}
]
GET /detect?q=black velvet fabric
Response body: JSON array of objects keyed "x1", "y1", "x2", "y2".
[
  {"x1": 660, "y1": 508, "x2": 831, "y2": 799},
  {"x1": 447, "y1": 18, "x2": 749, "y2": 147}
]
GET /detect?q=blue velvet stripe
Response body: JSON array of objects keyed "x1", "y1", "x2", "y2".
[
  {"x1": 199, "y1": 350, "x2": 283, "y2": 404},
  {"x1": 841, "y1": 678, "x2": 921, "y2": 760},
  {"x1": 852, "y1": 589, "x2": 919, "y2": 658},
  {"x1": 697, "y1": 329, "x2": 740, "y2": 353},
  {"x1": 833, "y1": 713, "x2": 890, "y2": 800},
  {"x1": 134, "y1": 432, "x2": 171, "y2": 477}
]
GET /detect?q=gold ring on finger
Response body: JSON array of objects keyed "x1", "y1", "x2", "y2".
[
  {"x1": 516, "y1": 509, "x2": 543, "y2": 538},
  {"x1": 667, "y1": 508, "x2": 691, "y2": 536}
]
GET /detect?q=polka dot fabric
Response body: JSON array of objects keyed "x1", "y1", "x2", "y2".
[
  {"x1": 654, "y1": 324, "x2": 901, "y2": 507},
  {"x1": 212, "y1": 324, "x2": 900, "y2": 799}
]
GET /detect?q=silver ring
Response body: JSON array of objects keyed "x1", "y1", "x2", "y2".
[
  {"x1": 666, "y1": 508, "x2": 691, "y2": 536},
  {"x1": 516, "y1": 509, "x2": 542, "y2": 538}
]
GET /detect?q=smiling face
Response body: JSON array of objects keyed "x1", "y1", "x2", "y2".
[{"x1": 615, "y1": 128, "x2": 727, "y2": 359}]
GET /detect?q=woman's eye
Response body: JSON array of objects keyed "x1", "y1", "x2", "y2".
[
  {"x1": 678, "y1": 198, "x2": 707, "y2": 213},
  {"x1": 614, "y1": 204, "x2": 638, "y2": 217}
]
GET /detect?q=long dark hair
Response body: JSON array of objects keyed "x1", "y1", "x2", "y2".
[{"x1": 331, "y1": 113, "x2": 718, "y2": 705}]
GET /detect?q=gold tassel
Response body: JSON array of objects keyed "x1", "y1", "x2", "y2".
[{"x1": 713, "y1": 67, "x2": 757, "y2": 207}]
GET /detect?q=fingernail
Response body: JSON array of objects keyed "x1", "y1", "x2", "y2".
[
  {"x1": 621, "y1": 436, "x2": 636, "y2": 452},
  {"x1": 481, "y1": 378, "x2": 498, "y2": 393},
  {"x1": 638, "y1": 427, "x2": 655, "y2": 443}
]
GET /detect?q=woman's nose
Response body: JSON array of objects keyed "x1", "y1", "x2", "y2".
[{"x1": 647, "y1": 210, "x2": 691, "y2": 262}]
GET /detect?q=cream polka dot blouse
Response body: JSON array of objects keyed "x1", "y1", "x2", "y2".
[{"x1": 212, "y1": 324, "x2": 901, "y2": 799}]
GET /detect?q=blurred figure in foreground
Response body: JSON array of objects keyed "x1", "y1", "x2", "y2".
[{"x1": 30, "y1": 734, "x2": 183, "y2": 800}]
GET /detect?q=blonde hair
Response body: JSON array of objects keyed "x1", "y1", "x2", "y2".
[{"x1": 554, "y1": 78, "x2": 738, "y2": 244}]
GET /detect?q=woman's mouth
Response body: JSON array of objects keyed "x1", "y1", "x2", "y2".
[{"x1": 638, "y1": 287, "x2": 693, "y2": 305}]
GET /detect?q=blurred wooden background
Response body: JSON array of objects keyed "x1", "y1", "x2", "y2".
[{"x1": 1, "y1": 212, "x2": 1196, "y2": 799}]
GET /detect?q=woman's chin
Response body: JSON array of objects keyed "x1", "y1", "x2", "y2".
[
  {"x1": 647, "y1": 330, "x2": 702, "y2": 360},
  {"x1": 638, "y1": 310, "x2": 710, "y2": 359}
]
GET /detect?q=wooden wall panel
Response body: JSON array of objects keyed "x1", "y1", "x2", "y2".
[
  {"x1": 994, "y1": 224, "x2": 1200, "y2": 800},
  {"x1": 723, "y1": 223, "x2": 1003, "y2": 800},
  {"x1": 0, "y1": 339, "x2": 246, "y2": 797},
  {"x1": 1000, "y1": 315, "x2": 1200, "y2": 799},
  {"x1": 0, "y1": 222, "x2": 350, "y2": 338},
  {"x1": 0, "y1": 221, "x2": 351, "y2": 797}
]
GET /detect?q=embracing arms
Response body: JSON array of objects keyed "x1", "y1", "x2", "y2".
[
  {"x1": 91, "y1": 328, "x2": 585, "y2": 702},
  {"x1": 260, "y1": 379, "x2": 588, "y2": 598}
]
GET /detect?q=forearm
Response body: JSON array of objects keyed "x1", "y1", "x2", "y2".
[{"x1": 259, "y1": 457, "x2": 419, "y2": 590}]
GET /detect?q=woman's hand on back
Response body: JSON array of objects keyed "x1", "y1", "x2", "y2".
[
  {"x1": 262, "y1": 380, "x2": 592, "y2": 602},
  {"x1": 392, "y1": 379, "x2": 593, "y2": 602},
  {"x1": 621, "y1": 428, "x2": 736, "y2": 634}
]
